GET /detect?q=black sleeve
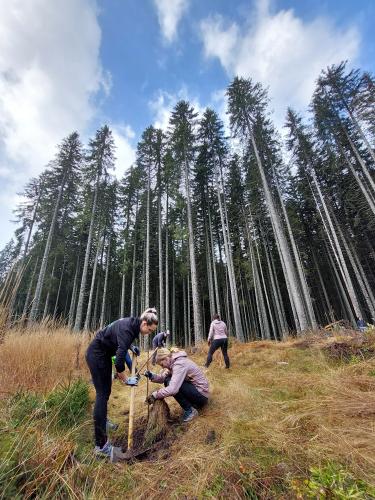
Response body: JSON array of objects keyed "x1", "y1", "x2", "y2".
[{"x1": 115, "y1": 324, "x2": 134, "y2": 372}]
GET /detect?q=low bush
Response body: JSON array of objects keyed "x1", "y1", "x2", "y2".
[
  {"x1": 9, "y1": 391, "x2": 43, "y2": 427},
  {"x1": 45, "y1": 378, "x2": 90, "y2": 429},
  {"x1": 292, "y1": 462, "x2": 375, "y2": 499}
]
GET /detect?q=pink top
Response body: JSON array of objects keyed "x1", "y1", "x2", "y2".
[
  {"x1": 208, "y1": 319, "x2": 228, "y2": 341},
  {"x1": 152, "y1": 351, "x2": 209, "y2": 399}
]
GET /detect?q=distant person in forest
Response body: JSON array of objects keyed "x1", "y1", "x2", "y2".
[
  {"x1": 204, "y1": 313, "x2": 230, "y2": 369},
  {"x1": 85, "y1": 308, "x2": 158, "y2": 458},
  {"x1": 356, "y1": 317, "x2": 366, "y2": 333},
  {"x1": 145, "y1": 348, "x2": 209, "y2": 422},
  {"x1": 151, "y1": 329, "x2": 170, "y2": 364}
]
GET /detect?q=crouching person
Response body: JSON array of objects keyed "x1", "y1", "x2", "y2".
[{"x1": 145, "y1": 348, "x2": 209, "y2": 422}]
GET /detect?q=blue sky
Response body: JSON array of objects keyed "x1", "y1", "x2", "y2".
[{"x1": 0, "y1": 0, "x2": 374, "y2": 250}]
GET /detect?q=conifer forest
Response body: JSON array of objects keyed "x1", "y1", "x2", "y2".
[{"x1": 1, "y1": 62, "x2": 375, "y2": 345}]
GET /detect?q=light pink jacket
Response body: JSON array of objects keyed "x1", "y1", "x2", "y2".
[
  {"x1": 208, "y1": 319, "x2": 228, "y2": 341},
  {"x1": 152, "y1": 351, "x2": 209, "y2": 399}
]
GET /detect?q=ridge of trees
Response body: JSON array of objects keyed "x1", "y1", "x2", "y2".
[{"x1": 1, "y1": 62, "x2": 374, "y2": 345}]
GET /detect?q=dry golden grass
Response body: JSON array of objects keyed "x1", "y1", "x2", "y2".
[
  {"x1": 107, "y1": 332, "x2": 375, "y2": 498},
  {"x1": 1, "y1": 326, "x2": 375, "y2": 498},
  {"x1": 0, "y1": 326, "x2": 90, "y2": 395}
]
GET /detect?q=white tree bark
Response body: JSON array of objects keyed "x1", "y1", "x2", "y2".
[
  {"x1": 215, "y1": 159, "x2": 244, "y2": 341},
  {"x1": 183, "y1": 153, "x2": 203, "y2": 343},
  {"x1": 84, "y1": 232, "x2": 104, "y2": 330},
  {"x1": 74, "y1": 173, "x2": 100, "y2": 331},
  {"x1": 245, "y1": 117, "x2": 310, "y2": 331},
  {"x1": 29, "y1": 173, "x2": 66, "y2": 323},
  {"x1": 100, "y1": 238, "x2": 111, "y2": 329}
]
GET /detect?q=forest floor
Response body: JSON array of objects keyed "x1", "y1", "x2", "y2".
[{"x1": 1, "y1": 326, "x2": 375, "y2": 498}]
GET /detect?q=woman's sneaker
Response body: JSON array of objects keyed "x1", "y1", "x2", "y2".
[
  {"x1": 94, "y1": 440, "x2": 113, "y2": 458},
  {"x1": 182, "y1": 407, "x2": 198, "y2": 422}
]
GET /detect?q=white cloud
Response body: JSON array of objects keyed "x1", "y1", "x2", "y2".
[
  {"x1": 111, "y1": 124, "x2": 136, "y2": 180},
  {"x1": 153, "y1": 0, "x2": 189, "y2": 43},
  {"x1": 0, "y1": 0, "x2": 107, "y2": 248},
  {"x1": 148, "y1": 87, "x2": 205, "y2": 131},
  {"x1": 200, "y1": 0, "x2": 360, "y2": 127},
  {"x1": 149, "y1": 91, "x2": 174, "y2": 130}
]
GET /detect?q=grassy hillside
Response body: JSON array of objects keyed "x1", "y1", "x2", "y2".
[{"x1": 1, "y1": 327, "x2": 375, "y2": 499}]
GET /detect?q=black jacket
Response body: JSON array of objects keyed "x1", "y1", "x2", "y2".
[
  {"x1": 152, "y1": 331, "x2": 167, "y2": 348},
  {"x1": 95, "y1": 317, "x2": 141, "y2": 372}
]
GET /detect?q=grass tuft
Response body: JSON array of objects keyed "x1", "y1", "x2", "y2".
[{"x1": 45, "y1": 378, "x2": 90, "y2": 430}]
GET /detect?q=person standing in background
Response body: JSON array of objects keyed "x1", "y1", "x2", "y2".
[
  {"x1": 204, "y1": 314, "x2": 230, "y2": 369},
  {"x1": 151, "y1": 329, "x2": 170, "y2": 364}
]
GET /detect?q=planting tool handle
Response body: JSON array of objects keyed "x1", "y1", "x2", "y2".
[
  {"x1": 146, "y1": 348, "x2": 150, "y2": 421},
  {"x1": 127, "y1": 351, "x2": 137, "y2": 450}
]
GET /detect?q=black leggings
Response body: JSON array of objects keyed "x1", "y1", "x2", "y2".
[
  {"x1": 205, "y1": 338, "x2": 230, "y2": 368},
  {"x1": 164, "y1": 376, "x2": 208, "y2": 411},
  {"x1": 86, "y1": 340, "x2": 112, "y2": 448}
]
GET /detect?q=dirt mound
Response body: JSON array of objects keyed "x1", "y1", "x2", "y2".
[
  {"x1": 113, "y1": 410, "x2": 181, "y2": 462},
  {"x1": 143, "y1": 399, "x2": 170, "y2": 447},
  {"x1": 323, "y1": 340, "x2": 375, "y2": 362}
]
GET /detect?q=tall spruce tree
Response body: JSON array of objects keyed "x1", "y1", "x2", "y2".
[{"x1": 29, "y1": 132, "x2": 83, "y2": 323}]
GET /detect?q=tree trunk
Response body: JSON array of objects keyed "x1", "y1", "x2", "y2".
[
  {"x1": 145, "y1": 164, "x2": 151, "y2": 310},
  {"x1": 276, "y1": 178, "x2": 317, "y2": 329},
  {"x1": 183, "y1": 153, "x2": 202, "y2": 343},
  {"x1": 29, "y1": 173, "x2": 67, "y2": 323},
  {"x1": 21, "y1": 256, "x2": 39, "y2": 321},
  {"x1": 208, "y1": 208, "x2": 221, "y2": 317},
  {"x1": 215, "y1": 158, "x2": 244, "y2": 341},
  {"x1": 245, "y1": 116, "x2": 309, "y2": 331},
  {"x1": 205, "y1": 223, "x2": 215, "y2": 318},
  {"x1": 68, "y1": 255, "x2": 80, "y2": 329},
  {"x1": 310, "y1": 171, "x2": 362, "y2": 320},
  {"x1": 84, "y1": 232, "x2": 104, "y2": 330},
  {"x1": 42, "y1": 256, "x2": 56, "y2": 320},
  {"x1": 74, "y1": 173, "x2": 100, "y2": 331},
  {"x1": 53, "y1": 258, "x2": 66, "y2": 319},
  {"x1": 100, "y1": 238, "x2": 111, "y2": 329},
  {"x1": 165, "y1": 189, "x2": 170, "y2": 337}
]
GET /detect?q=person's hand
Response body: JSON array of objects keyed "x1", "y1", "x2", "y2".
[
  {"x1": 208, "y1": 340, "x2": 211, "y2": 346},
  {"x1": 146, "y1": 394, "x2": 156, "y2": 405},
  {"x1": 126, "y1": 374, "x2": 140, "y2": 386},
  {"x1": 116, "y1": 370, "x2": 127, "y2": 382},
  {"x1": 144, "y1": 370, "x2": 154, "y2": 380},
  {"x1": 130, "y1": 345, "x2": 141, "y2": 356}
]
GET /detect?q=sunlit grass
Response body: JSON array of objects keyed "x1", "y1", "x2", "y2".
[{"x1": 1, "y1": 326, "x2": 375, "y2": 498}]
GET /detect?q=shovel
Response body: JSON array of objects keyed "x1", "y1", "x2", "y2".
[{"x1": 110, "y1": 443, "x2": 156, "y2": 462}]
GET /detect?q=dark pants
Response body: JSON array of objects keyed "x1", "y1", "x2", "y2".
[
  {"x1": 86, "y1": 340, "x2": 112, "y2": 448},
  {"x1": 205, "y1": 338, "x2": 230, "y2": 368},
  {"x1": 164, "y1": 376, "x2": 208, "y2": 411}
]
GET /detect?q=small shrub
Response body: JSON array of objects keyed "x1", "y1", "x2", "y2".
[
  {"x1": 45, "y1": 378, "x2": 89, "y2": 429},
  {"x1": 9, "y1": 391, "x2": 43, "y2": 427},
  {"x1": 293, "y1": 462, "x2": 375, "y2": 499},
  {"x1": 203, "y1": 475, "x2": 225, "y2": 497}
]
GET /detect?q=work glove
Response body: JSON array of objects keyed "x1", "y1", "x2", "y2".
[
  {"x1": 146, "y1": 394, "x2": 156, "y2": 405},
  {"x1": 130, "y1": 345, "x2": 141, "y2": 356},
  {"x1": 144, "y1": 370, "x2": 155, "y2": 380},
  {"x1": 125, "y1": 374, "x2": 140, "y2": 386}
]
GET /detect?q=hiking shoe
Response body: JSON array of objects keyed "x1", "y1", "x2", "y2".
[
  {"x1": 106, "y1": 419, "x2": 119, "y2": 431},
  {"x1": 94, "y1": 440, "x2": 113, "y2": 458},
  {"x1": 182, "y1": 407, "x2": 198, "y2": 423}
]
